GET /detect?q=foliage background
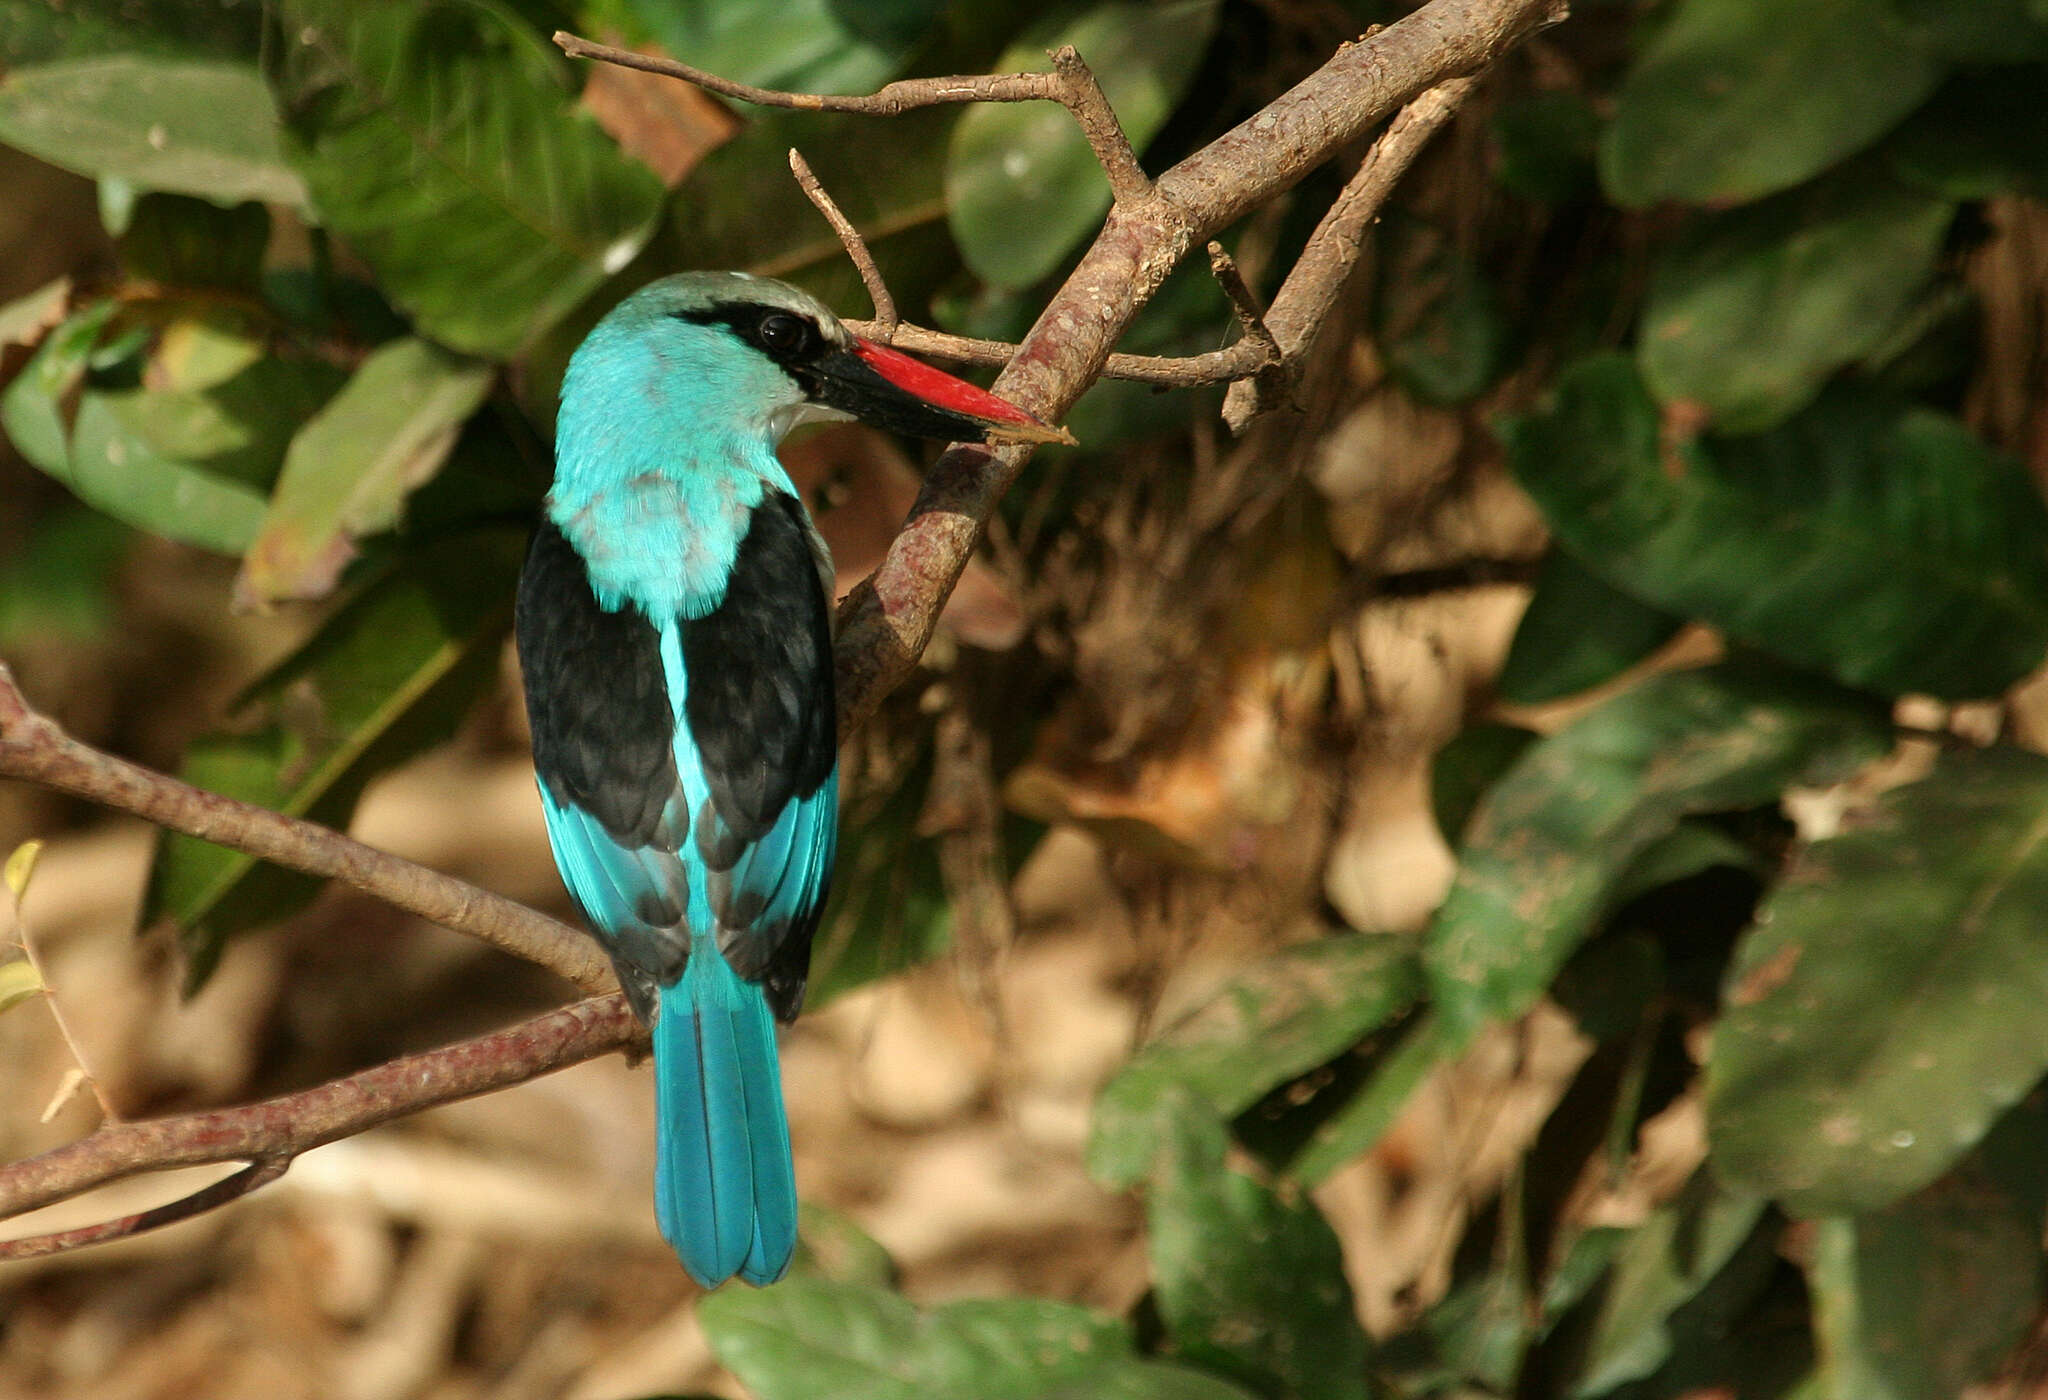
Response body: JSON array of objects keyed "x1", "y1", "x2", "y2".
[{"x1": 3, "y1": 0, "x2": 2048, "y2": 1396}]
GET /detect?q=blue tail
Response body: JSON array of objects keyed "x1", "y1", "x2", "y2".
[{"x1": 652, "y1": 941, "x2": 797, "y2": 1288}]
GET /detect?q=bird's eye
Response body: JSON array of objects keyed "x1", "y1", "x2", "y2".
[{"x1": 756, "y1": 313, "x2": 812, "y2": 356}]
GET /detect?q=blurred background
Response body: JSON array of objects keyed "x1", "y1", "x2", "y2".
[{"x1": 3, "y1": 0, "x2": 2047, "y2": 1397}]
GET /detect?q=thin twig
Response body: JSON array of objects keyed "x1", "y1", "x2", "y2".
[
  {"x1": 789, "y1": 148, "x2": 898, "y2": 336},
  {"x1": 0, "y1": 664, "x2": 613, "y2": 995},
  {"x1": 1205, "y1": 241, "x2": 1282, "y2": 367},
  {"x1": 0, "y1": 1158, "x2": 289, "y2": 1261},
  {"x1": 1223, "y1": 75, "x2": 1481, "y2": 431},
  {"x1": 0, "y1": 995, "x2": 638, "y2": 1252},
  {"x1": 556, "y1": 32, "x2": 1147, "y2": 198}
]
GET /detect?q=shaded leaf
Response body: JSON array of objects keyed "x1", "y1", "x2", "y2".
[
  {"x1": 948, "y1": 0, "x2": 1221, "y2": 289},
  {"x1": 238, "y1": 337, "x2": 493, "y2": 606},
  {"x1": 117, "y1": 194, "x2": 270, "y2": 290},
  {"x1": 1148, "y1": 1108, "x2": 1372, "y2": 1400},
  {"x1": 0, "y1": 54, "x2": 303, "y2": 205},
  {"x1": 1285, "y1": 1010, "x2": 1449, "y2": 1184},
  {"x1": 1639, "y1": 177, "x2": 1954, "y2": 432},
  {"x1": 1490, "y1": 91, "x2": 1600, "y2": 204},
  {"x1": 1709, "y1": 746, "x2": 2048, "y2": 1215},
  {"x1": 1566, "y1": 1177, "x2": 1768, "y2": 1397},
  {"x1": 1882, "y1": 0, "x2": 2048, "y2": 62},
  {"x1": 273, "y1": 0, "x2": 663, "y2": 357},
  {"x1": 1375, "y1": 218, "x2": 1508, "y2": 406},
  {"x1": 702, "y1": 1277, "x2": 1252, "y2": 1400},
  {"x1": 1891, "y1": 71, "x2": 2048, "y2": 200},
  {"x1": 1089, "y1": 931, "x2": 1423, "y2": 1187},
  {"x1": 0, "y1": 0, "x2": 260, "y2": 65},
  {"x1": 1504, "y1": 357, "x2": 2048, "y2": 699},
  {"x1": 1423, "y1": 663, "x2": 1890, "y2": 1041},
  {"x1": 149, "y1": 532, "x2": 521, "y2": 986},
  {"x1": 1805, "y1": 1098, "x2": 2048, "y2": 1400},
  {"x1": 1498, "y1": 551, "x2": 1685, "y2": 706},
  {"x1": 1600, "y1": 0, "x2": 1944, "y2": 207},
  {"x1": 1433, "y1": 723, "x2": 1540, "y2": 846},
  {"x1": 0, "y1": 504, "x2": 129, "y2": 647}
]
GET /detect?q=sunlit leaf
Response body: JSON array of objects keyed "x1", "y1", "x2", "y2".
[
  {"x1": 1089, "y1": 932, "x2": 1422, "y2": 1187},
  {"x1": 237, "y1": 337, "x2": 493, "y2": 606},
  {"x1": 272, "y1": 0, "x2": 663, "y2": 357},
  {"x1": 1600, "y1": 0, "x2": 1944, "y2": 207},
  {"x1": 703, "y1": 1276, "x2": 1256, "y2": 1400},
  {"x1": 0, "y1": 54, "x2": 304, "y2": 205},
  {"x1": 1423, "y1": 662, "x2": 1890, "y2": 1041},
  {"x1": 4, "y1": 839, "x2": 44, "y2": 901},
  {"x1": 1709, "y1": 746, "x2": 2048, "y2": 1215},
  {"x1": 149, "y1": 531, "x2": 521, "y2": 987},
  {"x1": 948, "y1": 0, "x2": 1221, "y2": 289},
  {"x1": 1504, "y1": 357, "x2": 2048, "y2": 699},
  {"x1": 0, "y1": 959, "x2": 41, "y2": 1017}
]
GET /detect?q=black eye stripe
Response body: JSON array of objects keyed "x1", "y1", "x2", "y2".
[{"x1": 679, "y1": 301, "x2": 826, "y2": 367}]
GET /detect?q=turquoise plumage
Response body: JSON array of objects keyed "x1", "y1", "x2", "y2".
[{"x1": 514, "y1": 272, "x2": 1063, "y2": 1288}]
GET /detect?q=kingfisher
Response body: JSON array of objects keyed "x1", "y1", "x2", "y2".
[{"x1": 513, "y1": 272, "x2": 1063, "y2": 1288}]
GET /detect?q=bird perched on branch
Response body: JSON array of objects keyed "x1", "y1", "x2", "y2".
[{"x1": 514, "y1": 272, "x2": 1065, "y2": 1287}]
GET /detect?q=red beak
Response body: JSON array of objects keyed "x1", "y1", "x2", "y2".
[{"x1": 805, "y1": 336, "x2": 1074, "y2": 446}]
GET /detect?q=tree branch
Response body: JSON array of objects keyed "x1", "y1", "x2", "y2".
[
  {"x1": 0, "y1": 995, "x2": 638, "y2": 1256},
  {"x1": 0, "y1": 664, "x2": 613, "y2": 995}
]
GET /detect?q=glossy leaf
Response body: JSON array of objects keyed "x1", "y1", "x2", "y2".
[
  {"x1": 702, "y1": 1277, "x2": 1255, "y2": 1400},
  {"x1": 1709, "y1": 746, "x2": 2048, "y2": 1215},
  {"x1": 1639, "y1": 178, "x2": 1954, "y2": 432},
  {"x1": 238, "y1": 337, "x2": 493, "y2": 606},
  {"x1": 272, "y1": 0, "x2": 663, "y2": 357},
  {"x1": 1600, "y1": 0, "x2": 1944, "y2": 207},
  {"x1": 148, "y1": 533, "x2": 521, "y2": 985},
  {"x1": 1089, "y1": 932, "x2": 1423, "y2": 1187},
  {"x1": 1147, "y1": 1110, "x2": 1371, "y2": 1400},
  {"x1": 948, "y1": 0, "x2": 1221, "y2": 289},
  {"x1": 1505, "y1": 357, "x2": 2048, "y2": 699},
  {"x1": 1497, "y1": 551, "x2": 1684, "y2": 705},
  {"x1": 1805, "y1": 1099, "x2": 2048, "y2": 1400},
  {"x1": 590, "y1": 0, "x2": 935, "y2": 96},
  {"x1": 1423, "y1": 663, "x2": 1889, "y2": 1041},
  {"x1": 0, "y1": 54, "x2": 304, "y2": 205}
]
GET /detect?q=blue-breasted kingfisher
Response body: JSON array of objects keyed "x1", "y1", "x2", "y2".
[{"x1": 513, "y1": 272, "x2": 1064, "y2": 1288}]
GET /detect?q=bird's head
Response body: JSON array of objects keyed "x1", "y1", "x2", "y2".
[{"x1": 562, "y1": 271, "x2": 1070, "y2": 451}]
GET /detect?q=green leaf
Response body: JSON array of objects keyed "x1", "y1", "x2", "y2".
[
  {"x1": 1423, "y1": 663, "x2": 1890, "y2": 1041},
  {"x1": 1566, "y1": 1177, "x2": 1769, "y2": 1398},
  {"x1": 0, "y1": 0, "x2": 261, "y2": 66},
  {"x1": 1432, "y1": 724, "x2": 1540, "y2": 847},
  {"x1": 0, "y1": 298, "x2": 116, "y2": 473},
  {"x1": 1805, "y1": 1099, "x2": 2048, "y2": 1400},
  {"x1": 1504, "y1": 357, "x2": 2048, "y2": 699},
  {"x1": 1374, "y1": 217, "x2": 1507, "y2": 406},
  {"x1": 1708, "y1": 746, "x2": 2048, "y2": 1215},
  {"x1": 148, "y1": 532, "x2": 520, "y2": 986},
  {"x1": 0, "y1": 55, "x2": 304, "y2": 205},
  {"x1": 1891, "y1": 71, "x2": 2048, "y2": 200},
  {"x1": 118, "y1": 194, "x2": 270, "y2": 290},
  {"x1": 948, "y1": 0, "x2": 1221, "y2": 289},
  {"x1": 0, "y1": 957, "x2": 41, "y2": 1016},
  {"x1": 1147, "y1": 1110, "x2": 1372, "y2": 1400},
  {"x1": 237, "y1": 337, "x2": 493, "y2": 606},
  {"x1": 591, "y1": 0, "x2": 934, "y2": 96},
  {"x1": 1490, "y1": 91, "x2": 1601, "y2": 204},
  {"x1": 1600, "y1": 0, "x2": 1945, "y2": 207},
  {"x1": 1639, "y1": 177, "x2": 1954, "y2": 432},
  {"x1": 703, "y1": 1277, "x2": 1253, "y2": 1400},
  {"x1": 805, "y1": 742, "x2": 953, "y2": 1009},
  {"x1": 1498, "y1": 551, "x2": 1685, "y2": 705},
  {"x1": 273, "y1": 0, "x2": 663, "y2": 357},
  {"x1": 0, "y1": 504, "x2": 129, "y2": 647},
  {"x1": 1089, "y1": 932, "x2": 1423, "y2": 1187},
  {"x1": 1882, "y1": 0, "x2": 2048, "y2": 62},
  {"x1": 1287, "y1": 1010, "x2": 1449, "y2": 1185},
  {"x1": 792, "y1": 1202, "x2": 896, "y2": 1289}
]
